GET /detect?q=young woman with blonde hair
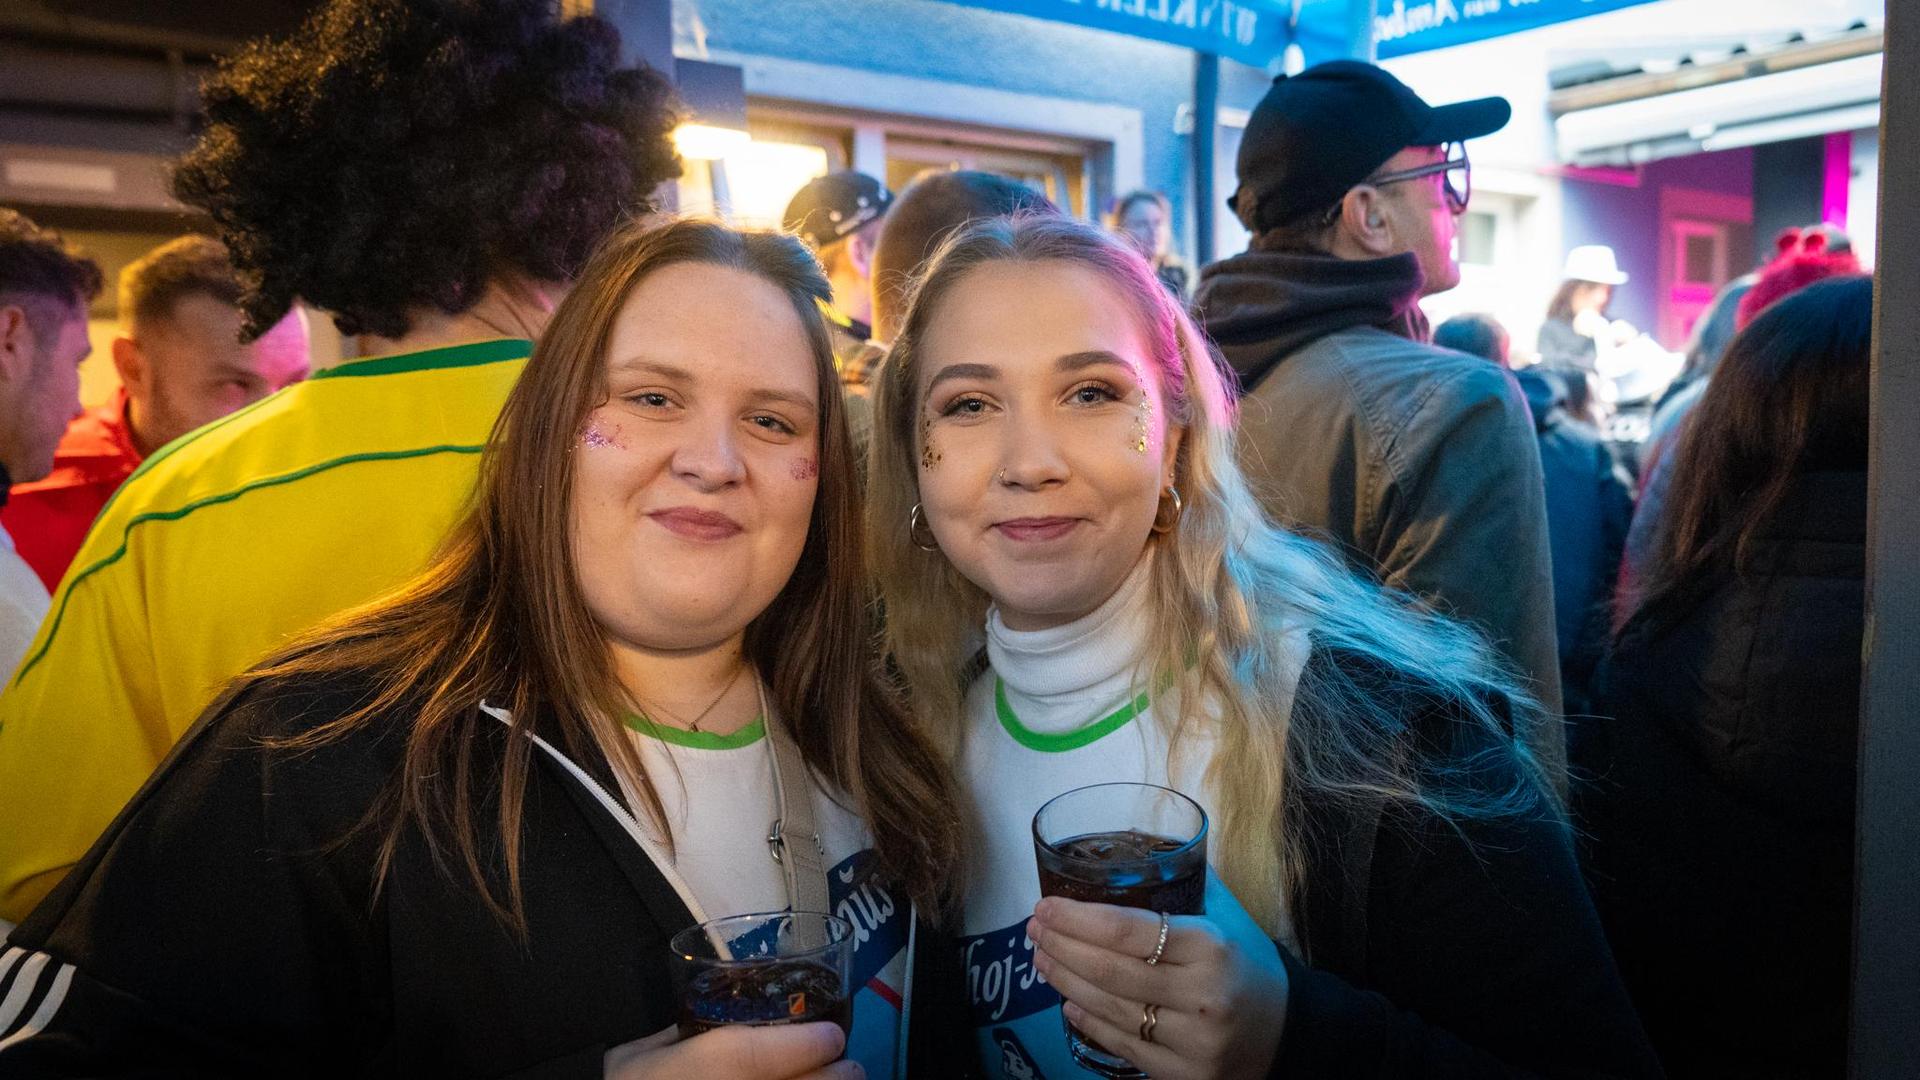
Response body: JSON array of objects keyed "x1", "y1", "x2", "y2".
[
  {"x1": 1, "y1": 219, "x2": 966, "y2": 1078},
  {"x1": 868, "y1": 214, "x2": 1657, "y2": 1079}
]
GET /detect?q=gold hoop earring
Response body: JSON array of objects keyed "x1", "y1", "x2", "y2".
[
  {"x1": 908, "y1": 503, "x2": 940, "y2": 551},
  {"x1": 1151, "y1": 486, "x2": 1183, "y2": 534}
]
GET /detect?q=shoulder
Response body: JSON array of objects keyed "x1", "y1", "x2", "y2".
[
  {"x1": 1311, "y1": 334, "x2": 1523, "y2": 436},
  {"x1": 1297, "y1": 644, "x2": 1537, "y2": 800},
  {"x1": 184, "y1": 667, "x2": 418, "y2": 813},
  {"x1": 92, "y1": 340, "x2": 528, "y2": 529}
]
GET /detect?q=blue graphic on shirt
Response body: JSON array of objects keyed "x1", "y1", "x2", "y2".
[
  {"x1": 720, "y1": 850, "x2": 907, "y2": 1077},
  {"x1": 960, "y1": 916, "x2": 1104, "y2": 1078}
]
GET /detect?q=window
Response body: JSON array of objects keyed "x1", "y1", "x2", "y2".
[
  {"x1": 677, "y1": 103, "x2": 1098, "y2": 229},
  {"x1": 1457, "y1": 210, "x2": 1498, "y2": 267},
  {"x1": 884, "y1": 138, "x2": 1087, "y2": 217}
]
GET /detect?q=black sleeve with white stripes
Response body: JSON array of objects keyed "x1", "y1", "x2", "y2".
[{"x1": 0, "y1": 682, "x2": 389, "y2": 1076}]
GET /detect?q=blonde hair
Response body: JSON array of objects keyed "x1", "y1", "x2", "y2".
[{"x1": 868, "y1": 214, "x2": 1554, "y2": 934}]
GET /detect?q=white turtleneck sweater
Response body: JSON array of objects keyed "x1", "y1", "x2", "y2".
[{"x1": 955, "y1": 557, "x2": 1305, "y2": 1080}]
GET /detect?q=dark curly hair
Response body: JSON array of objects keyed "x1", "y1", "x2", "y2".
[
  {"x1": 173, "y1": 0, "x2": 681, "y2": 340},
  {"x1": 0, "y1": 208, "x2": 104, "y2": 323}
]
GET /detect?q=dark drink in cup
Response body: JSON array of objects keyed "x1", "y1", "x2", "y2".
[
  {"x1": 1033, "y1": 784, "x2": 1208, "y2": 1079},
  {"x1": 668, "y1": 912, "x2": 854, "y2": 1042},
  {"x1": 676, "y1": 957, "x2": 853, "y2": 1038},
  {"x1": 1035, "y1": 829, "x2": 1207, "y2": 913}
]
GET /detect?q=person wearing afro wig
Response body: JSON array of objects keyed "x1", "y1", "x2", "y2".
[{"x1": 0, "y1": 0, "x2": 681, "y2": 925}]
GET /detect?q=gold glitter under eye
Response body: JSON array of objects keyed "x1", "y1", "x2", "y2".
[
  {"x1": 1133, "y1": 392, "x2": 1153, "y2": 453},
  {"x1": 921, "y1": 414, "x2": 942, "y2": 470}
]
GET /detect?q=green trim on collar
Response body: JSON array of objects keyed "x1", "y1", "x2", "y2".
[
  {"x1": 310, "y1": 338, "x2": 532, "y2": 381},
  {"x1": 995, "y1": 677, "x2": 1151, "y2": 753},
  {"x1": 625, "y1": 712, "x2": 767, "y2": 750}
]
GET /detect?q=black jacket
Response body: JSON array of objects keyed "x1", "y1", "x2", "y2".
[
  {"x1": 1575, "y1": 470, "x2": 1865, "y2": 1077},
  {"x1": 1273, "y1": 646, "x2": 1661, "y2": 1079},
  {"x1": 0, "y1": 673, "x2": 971, "y2": 1078},
  {"x1": 1515, "y1": 369, "x2": 1634, "y2": 715}
]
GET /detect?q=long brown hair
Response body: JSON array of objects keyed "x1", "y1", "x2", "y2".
[
  {"x1": 1621, "y1": 274, "x2": 1872, "y2": 634},
  {"x1": 868, "y1": 215, "x2": 1553, "y2": 934},
  {"x1": 250, "y1": 217, "x2": 962, "y2": 926}
]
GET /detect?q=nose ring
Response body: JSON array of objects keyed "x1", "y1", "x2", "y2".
[{"x1": 997, "y1": 469, "x2": 1009, "y2": 485}]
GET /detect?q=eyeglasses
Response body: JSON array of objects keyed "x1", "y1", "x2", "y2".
[{"x1": 1365, "y1": 143, "x2": 1471, "y2": 214}]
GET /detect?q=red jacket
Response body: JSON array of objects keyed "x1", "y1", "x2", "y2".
[{"x1": 2, "y1": 388, "x2": 144, "y2": 592}]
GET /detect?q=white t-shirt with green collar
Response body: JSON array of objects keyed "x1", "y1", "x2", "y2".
[{"x1": 612, "y1": 714, "x2": 910, "y2": 1078}]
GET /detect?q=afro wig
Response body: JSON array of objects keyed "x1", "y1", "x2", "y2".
[{"x1": 173, "y1": 0, "x2": 681, "y2": 340}]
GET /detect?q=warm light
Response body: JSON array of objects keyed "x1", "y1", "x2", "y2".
[
  {"x1": 673, "y1": 123, "x2": 752, "y2": 161},
  {"x1": 715, "y1": 141, "x2": 832, "y2": 230}
]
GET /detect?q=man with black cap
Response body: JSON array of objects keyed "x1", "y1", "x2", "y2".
[
  {"x1": 783, "y1": 169, "x2": 892, "y2": 390},
  {"x1": 1195, "y1": 60, "x2": 1566, "y2": 776}
]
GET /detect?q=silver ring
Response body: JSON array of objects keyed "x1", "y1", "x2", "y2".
[
  {"x1": 1143, "y1": 911, "x2": 1168, "y2": 966},
  {"x1": 1140, "y1": 1002, "x2": 1159, "y2": 1044}
]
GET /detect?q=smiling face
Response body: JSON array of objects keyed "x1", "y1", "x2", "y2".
[
  {"x1": 913, "y1": 260, "x2": 1183, "y2": 631},
  {"x1": 570, "y1": 261, "x2": 822, "y2": 656}
]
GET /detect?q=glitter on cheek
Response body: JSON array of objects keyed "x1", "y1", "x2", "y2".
[
  {"x1": 580, "y1": 421, "x2": 622, "y2": 450},
  {"x1": 920, "y1": 415, "x2": 942, "y2": 470},
  {"x1": 789, "y1": 457, "x2": 819, "y2": 480}
]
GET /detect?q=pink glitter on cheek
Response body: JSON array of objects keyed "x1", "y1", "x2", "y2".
[
  {"x1": 789, "y1": 457, "x2": 819, "y2": 480},
  {"x1": 581, "y1": 422, "x2": 619, "y2": 450}
]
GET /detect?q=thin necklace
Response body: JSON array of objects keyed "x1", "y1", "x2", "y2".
[{"x1": 638, "y1": 663, "x2": 748, "y2": 734}]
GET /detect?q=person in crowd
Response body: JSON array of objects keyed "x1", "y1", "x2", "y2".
[
  {"x1": 1653, "y1": 225, "x2": 1849, "y2": 426},
  {"x1": 2, "y1": 236, "x2": 310, "y2": 591},
  {"x1": 0, "y1": 0, "x2": 681, "y2": 925},
  {"x1": 1436, "y1": 313, "x2": 1632, "y2": 716},
  {"x1": 783, "y1": 170, "x2": 893, "y2": 387},
  {"x1": 0, "y1": 211, "x2": 98, "y2": 676},
  {"x1": 871, "y1": 170, "x2": 1057, "y2": 346},
  {"x1": 1429, "y1": 307, "x2": 1507, "y2": 366},
  {"x1": 1, "y1": 217, "x2": 967, "y2": 1078},
  {"x1": 1537, "y1": 245, "x2": 1631, "y2": 373},
  {"x1": 1195, "y1": 60, "x2": 1567, "y2": 764},
  {"x1": 869, "y1": 213, "x2": 1658, "y2": 1079},
  {"x1": 1618, "y1": 227, "x2": 1862, "y2": 603},
  {"x1": 1109, "y1": 189, "x2": 1189, "y2": 299},
  {"x1": 1645, "y1": 226, "x2": 1858, "y2": 457},
  {"x1": 1578, "y1": 275, "x2": 1872, "y2": 1079}
]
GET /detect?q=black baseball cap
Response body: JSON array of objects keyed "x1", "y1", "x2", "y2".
[
  {"x1": 783, "y1": 171, "x2": 894, "y2": 249},
  {"x1": 1232, "y1": 60, "x2": 1510, "y2": 232}
]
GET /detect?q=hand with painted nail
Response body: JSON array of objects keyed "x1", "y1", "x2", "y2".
[
  {"x1": 604, "y1": 1021, "x2": 863, "y2": 1079},
  {"x1": 1028, "y1": 870, "x2": 1288, "y2": 1080}
]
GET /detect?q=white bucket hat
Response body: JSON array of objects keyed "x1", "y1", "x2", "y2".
[{"x1": 1563, "y1": 245, "x2": 1629, "y2": 285}]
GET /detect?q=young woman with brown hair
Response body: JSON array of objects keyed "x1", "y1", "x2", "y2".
[
  {"x1": 1583, "y1": 274, "x2": 1873, "y2": 1077},
  {"x1": 0, "y1": 219, "x2": 963, "y2": 1078},
  {"x1": 867, "y1": 214, "x2": 1657, "y2": 1079}
]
